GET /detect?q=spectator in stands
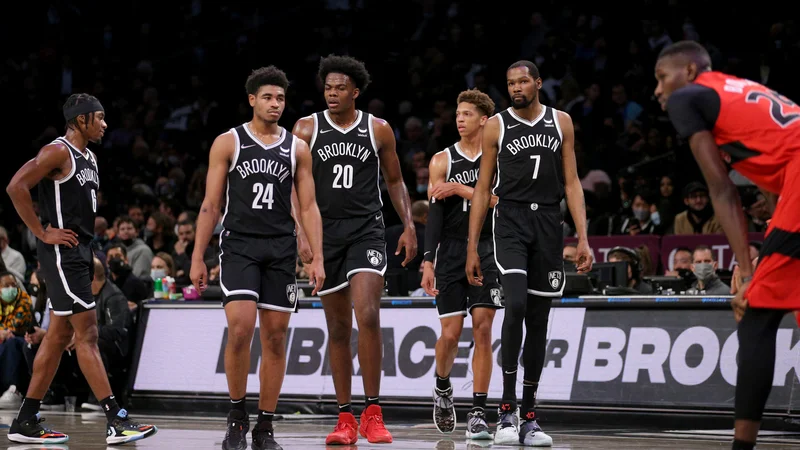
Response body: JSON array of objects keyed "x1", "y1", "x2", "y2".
[
  {"x1": 664, "y1": 246, "x2": 693, "y2": 276},
  {"x1": 742, "y1": 189, "x2": 771, "y2": 232},
  {"x1": 92, "y1": 217, "x2": 111, "y2": 254},
  {"x1": 619, "y1": 190, "x2": 661, "y2": 235},
  {"x1": 150, "y1": 252, "x2": 175, "y2": 280},
  {"x1": 127, "y1": 206, "x2": 146, "y2": 235},
  {"x1": 172, "y1": 219, "x2": 197, "y2": 286},
  {"x1": 671, "y1": 182, "x2": 723, "y2": 235},
  {"x1": 0, "y1": 271, "x2": 32, "y2": 404},
  {"x1": 106, "y1": 244, "x2": 150, "y2": 310},
  {"x1": 657, "y1": 174, "x2": 680, "y2": 231},
  {"x1": 89, "y1": 257, "x2": 131, "y2": 375},
  {"x1": 0, "y1": 227, "x2": 26, "y2": 279},
  {"x1": 145, "y1": 211, "x2": 176, "y2": 255},
  {"x1": 686, "y1": 245, "x2": 731, "y2": 295},
  {"x1": 563, "y1": 243, "x2": 577, "y2": 264},
  {"x1": 608, "y1": 247, "x2": 654, "y2": 294},
  {"x1": 110, "y1": 216, "x2": 153, "y2": 277}
]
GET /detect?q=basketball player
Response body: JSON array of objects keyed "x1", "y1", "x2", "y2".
[
  {"x1": 190, "y1": 66, "x2": 324, "y2": 450},
  {"x1": 420, "y1": 89, "x2": 501, "y2": 439},
  {"x1": 467, "y1": 61, "x2": 593, "y2": 447},
  {"x1": 655, "y1": 40, "x2": 800, "y2": 450},
  {"x1": 6, "y1": 94, "x2": 157, "y2": 444},
  {"x1": 292, "y1": 55, "x2": 416, "y2": 445}
]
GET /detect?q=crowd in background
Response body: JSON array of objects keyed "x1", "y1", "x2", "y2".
[{"x1": 1, "y1": 0, "x2": 798, "y2": 409}]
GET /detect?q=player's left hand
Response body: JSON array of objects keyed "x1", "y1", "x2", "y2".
[
  {"x1": 732, "y1": 280, "x2": 749, "y2": 323},
  {"x1": 306, "y1": 258, "x2": 326, "y2": 296},
  {"x1": 421, "y1": 262, "x2": 438, "y2": 296},
  {"x1": 575, "y1": 239, "x2": 594, "y2": 273},
  {"x1": 429, "y1": 182, "x2": 462, "y2": 200},
  {"x1": 397, "y1": 226, "x2": 418, "y2": 267}
]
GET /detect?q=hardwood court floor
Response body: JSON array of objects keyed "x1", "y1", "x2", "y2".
[{"x1": 2, "y1": 411, "x2": 800, "y2": 449}]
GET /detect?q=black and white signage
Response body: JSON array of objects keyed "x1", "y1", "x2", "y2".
[{"x1": 133, "y1": 305, "x2": 800, "y2": 411}]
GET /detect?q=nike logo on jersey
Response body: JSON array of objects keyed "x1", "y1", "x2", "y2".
[
  {"x1": 358, "y1": 128, "x2": 368, "y2": 133},
  {"x1": 507, "y1": 123, "x2": 520, "y2": 129},
  {"x1": 320, "y1": 129, "x2": 333, "y2": 134},
  {"x1": 241, "y1": 144, "x2": 256, "y2": 149},
  {"x1": 451, "y1": 158, "x2": 464, "y2": 163}
]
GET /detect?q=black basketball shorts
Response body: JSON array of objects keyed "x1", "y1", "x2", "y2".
[
  {"x1": 434, "y1": 238, "x2": 502, "y2": 318},
  {"x1": 317, "y1": 212, "x2": 387, "y2": 296},
  {"x1": 37, "y1": 240, "x2": 95, "y2": 316},
  {"x1": 492, "y1": 202, "x2": 565, "y2": 297},
  {"x1": 218, "y1": 230, "x2": 298, "y2": 312}
]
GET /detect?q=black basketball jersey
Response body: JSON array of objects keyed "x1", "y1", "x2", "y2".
[
  {"x1": 493, "y1": 106, "x2": 565, "y2": 205},
  {"x1": 436, "y1": 144, "x2": 492, "y2": 240},
  {"x1": 309, "y1": 110, "x2": 382, "y2": 218},
  {"x1": 38, "y1": 137, "x2": 99, "y2": 241},
  {"x1": 222, "y1": 124, "x2": 296, "y2": 238}
]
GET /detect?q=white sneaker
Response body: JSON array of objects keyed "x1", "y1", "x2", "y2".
[
  {"x1": 519, "y1": 418, "x2": 553, "y2": 446},
  {"x1": 0, "y1": 385, "x2": 22, "y2": 409},
  {"x1": 493, "y1": 405, "x2": 520, "y2": 445}
]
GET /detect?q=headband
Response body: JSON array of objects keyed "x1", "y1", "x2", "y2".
[{"x1": 63, "y1": 99, "x2": 104, "y2": 121}]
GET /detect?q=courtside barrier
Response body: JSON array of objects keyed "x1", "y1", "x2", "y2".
[{"x1": 128, "y1": 296, "x2": 800, "y2": 414}]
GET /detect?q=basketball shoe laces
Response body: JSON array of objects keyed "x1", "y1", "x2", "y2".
[
  {"x1": 364, "y1": 413, "x2": 388, "y2": 432},
  {"x1": 333, "y1": 419, "x2": 355, "y2": 433}
]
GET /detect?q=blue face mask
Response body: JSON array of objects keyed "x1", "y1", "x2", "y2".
[
  {"x1": 416, "y1": 184, "x2": 427, "y2": 194},
  {"x1": 650, "y1": 211, "x2": 661, "y2": 226},
  {"x1": 1, "y1": 287, "x2": 18, "y2": 303}
]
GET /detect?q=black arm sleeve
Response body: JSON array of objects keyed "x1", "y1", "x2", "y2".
[
  {"x1": 423, "y1": 198, "x2": 445, "y2": 263},
  {"x1": 666, "y1": 84, "x2": 721, "y2": 139}
]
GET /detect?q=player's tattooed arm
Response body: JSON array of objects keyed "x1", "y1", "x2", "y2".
[
  {"x1": 7, "y1": 142, "x2": 78, "y2": 246},
  {"x1": 559, "y1": 111, "x2": 593, "y2": 273},
  {"x1": 374, "y1": 116, "x2": 418, "y2": 265}
]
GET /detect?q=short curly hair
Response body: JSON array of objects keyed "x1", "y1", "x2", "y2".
[
  {"x1": 245, "y1": 66, "x2": 289, "y2": 96},
  {"x1": 318, "y1": 55, "x2": 371, "y2": 91},
  {"x1": 457, "y1": 89, "x2": 496, "y2": 117}
]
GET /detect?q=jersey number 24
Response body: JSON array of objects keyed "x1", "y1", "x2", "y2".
[{"x1": 252, "y1": 182, "x2": 274, "y2": 209}]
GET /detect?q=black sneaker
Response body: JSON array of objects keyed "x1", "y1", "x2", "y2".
[
  {"x1": 223, "y1": 409, "x2": 250, "y2": 450},
  {"x1": 105, "y1": 408, "x2": 158, "y2": 445},
  {"x1": 251, "y1": 420, "x2": 282, "y2": 450},
  {"x1": 433, "y1": 387, "x2": 456, "y2": 433},
  {"x1": 7, "y1": 413, "x2": 69, "y2": 444}
]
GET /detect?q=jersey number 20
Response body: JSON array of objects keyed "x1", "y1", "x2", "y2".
[
  {"x1": 746, "y1": 90, "x2": 800, "y2": 128},
  {"x1": 252, "y1": 183, "x2": 274, "y2": 210},
  {"x1": 332, "y1": 164, "x2": 354, "y2": 189}
]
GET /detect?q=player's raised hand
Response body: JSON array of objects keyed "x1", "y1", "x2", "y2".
[
  {"x1": 466, "y1": 249, "x2": 483, "y2": 286},
  {"x1": 190, "y1": 259, "x2": 208, "y2": 293},
  {"x1": 421, "y1": 262, "x2": 439, "y2": 296},
  {"x1": 306, "y1": 258, "x2": 326, "y2": 296},
  {"x1": 397, "y1": 227, "x2": 418, "y2": 267},
  {"x1": 575, "y1": 240, "x2": 594, "y2": 274},
  {"x1": 42, "y1": 225, "x2": 78, "y2": 248}
]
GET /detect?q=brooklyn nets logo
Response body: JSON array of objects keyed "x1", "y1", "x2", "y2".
[
  {"x1": 367, "y1": 249, "x2": 383, "y2": 267},
  {"x1": 490, "y1": 288, "x2": 502, "y2": 306},
  {"x1": 286, "y1": 284, "x2": 297, "y2": 305},
  {"x1": 548, "y1": 271, "x2": 562, "y2": 289}
]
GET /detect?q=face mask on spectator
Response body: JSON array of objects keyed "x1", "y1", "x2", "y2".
[
  {"x1": 650, "y1": 211, "x2": 661, "y2": 226},
  {"x1": 144, "y1": 228, "x2": 154, "y2": 240},
  {"x1": 151, "y1": 269, "x2": 167, "y2": 280},
  {"x1": 416, "y1": 184, "x2": 427, "y2": 194},
  {"x1": 633, "y1": 208, "x2": 649, "y2": 222},
  {"x1": 109, "y1": 257, "x2": 126, "y2": 274},
  {"x1": 1, "y1": 287, "x2": 18, "y2": 303},
  {"x1": 693, "y1": 262, "x2": 715, "y2": 281},
  {"x1": 122, "y1": 238, "x2": 134, "y2": 246}
]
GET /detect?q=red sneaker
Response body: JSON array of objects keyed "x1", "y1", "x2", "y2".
[
  {"x1": 359, "y1": 405, "x2": 393, "y2": 443},
  {"x1": 326, "y1": 412, "x2": 358, "y2": 445}
]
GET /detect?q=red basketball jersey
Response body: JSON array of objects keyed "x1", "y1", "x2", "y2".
[{"x1": 694, "y1": 71, "x2": 800, "y2": 193}]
